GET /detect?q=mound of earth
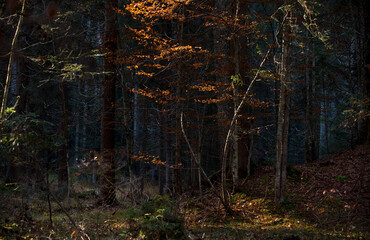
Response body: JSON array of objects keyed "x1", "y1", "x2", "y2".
[{"x1": 244, "y1": 144, "x2": 369, "y2": 226}]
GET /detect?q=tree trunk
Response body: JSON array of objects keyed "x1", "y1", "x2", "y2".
[
  {"x1": 275, "y1": 2, "x2": 292, "y2": 204},
  {"x1": 197, "y1": 106, "x2": 205, "y2": 197},
  {"x1": 121, "y1": 72, "x2": 133, "y2": 186},
  {"x1": 231, "y1": 25, "x2": 240, "y2": 191},
  {"x1": 358, "y1": 0, "x2": 370, "y2": 144},
  {"x1": 231, "y1": 0, "x2": 254, "y2": 186},
  {"x1": 365, "y1": 0, "x2": 370, "y2": 143},
  {"x1": 322, "y1": 73, "x2": 330, "y2": 155},
  {"x1": 305, "y1": 39, "x2": 319, "y2": 162},
  {"x1": 214, "y1": 0, "x2": 232, "y2": 211},
  {"x1": 74, "y1": 80, "x2": 81, "y2": 165},
  {"x1": 139, "y1": 97, "x2": 149, "y2": 199},
  {"x1": 175, "y1": 87, "x2": 182, "y2": 194},
  {"x1": 174, "y1": 4, "x2": 185, "y2": 195},
  {"x1": 166, "y1": 107, "x2": 174, "y2": 194},
  {"x1": 131, "y1": 88, "x2": 138, "y2": 186},
  {"x1": 159, "y1": 112, "x2": 166, "y2": 195},
  {"x1": 58, "y1": 80, "x2": 69, "y2": 196},
  {"x1": 0, "y1": 0, "x2": 25, "y2": 121},
  {"x1": 100, "y1": 0, "x2": 118, "y2": 205}
]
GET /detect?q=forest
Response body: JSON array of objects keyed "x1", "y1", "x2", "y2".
[{"x1": 0, "y1": 0, "x2": 369, "y2": 239}]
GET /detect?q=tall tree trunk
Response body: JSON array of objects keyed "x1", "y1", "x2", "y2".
[
  {"x1": 214, "y1": 0, "x2": 232, "y2": 211},
  {"x1": 0, "y1": 0, "x2": 25, "y2": 120},
  {"x1": 312, "y1": 43, "x2": 321, "y2": 159},
  {"x1": 231, "y1": 10, "x2": 240, "y2": 190},
  {"x1": 82, "y1": 81, "x2": 91, "y2": 183},
  {"x1": 165, "y1": 127, "x2": 171, "y2": 194},
  {"x1": 305, "y1": 38, "x2": 319, "y2": 162},
  {"x1": 174, "y1": 4, "x2": 185, "y2": 195},
  {"x1": 197, "y1": 106, "x2": 205, "y2": 197},
  {"x1": 16, "y1": 52, "x2": 28, "y2": 115},
  {"x1": 275, "y1": 1, "x2": 292, "y2": 204},
  {"x1": 358, "y1": 0, "x2": 370, "y2": 144},
  {"x1": 5, "y1": 28, "x2": 30, "y2": 184},
  {"x1": 230, "y1": 0, "x2": 253, "y2": 187},
  {"x1": 58, "y1": 80, "x2": 69, "y2": 196},
  {"x1": 139, "y1": 97, "x2": 149, "y2": 199},
  {"x1": 100, "y1": 0, "x2": 118, "y2": 205},
  {"x1": 348, "y1": 2, "x2": 360, "y2": 147},
  {"x1": 121, "y1": 71, "x2": 133, "y2": 187},
  {"x1": 365, "y1": 0, "x2": 370, "y2": 143},
  {"x1": 5, "y1": 60, "x2": 19, "y2": 184},
  {"x1": 322, "y1": 73, "x2": 330, "y2": 155},
  {"x1": 74, "y1": 80, "x2": 81, "y2": 165},
  {"x1": 159, "y1": 112, "x2": 166, "y2": 195},
  {"x1": 131, "y1": 88, "x2": 138, "y2": 185},
  {"x1": 175, "y1": 86, "x2": 182, "y2": 194}
]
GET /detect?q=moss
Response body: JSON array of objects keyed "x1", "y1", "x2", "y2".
[{"x1": 121, "y1": 195, "x2": 186, "y2": 240}]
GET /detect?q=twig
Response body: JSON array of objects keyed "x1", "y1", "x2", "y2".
[
  {"x1": 181, "y1": 112, "x2": 234, "y2": 213},
  {"x1": 180, "y1": 112, "x2": 215, "y2": 191},
  {"x1": 0, "y1": 13, "x2": 17, "y2": 21}
]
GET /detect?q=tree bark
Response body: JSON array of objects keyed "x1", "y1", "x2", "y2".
[
  {"x1": 100, "y1": 0, "x2": 118, "y2": 205},
  {"x1": 58, "y1": 80, "x2": 69, "y2": 196},
  {"x1": 74, "y1": 80, "x2": 81, "y2": 165},
  {"x1": 358, "y1": 0, "x2": 370, "y2": 144},
  {"x1": 230, "y1": 0, "x2": 254, "y2": 187},
  {"x1": 174, "y1": 4, "x2": 185, "y2": 195},
  {"x1": 231, "y1": 2, "x2": 240, "y2": 190},
  {"x1": 322, "y1": 73, "x2": 330, "y2": 155},
  {"x1": 275, "y1": 1, "x2": 292, "y2": 204},
  {"x1": 139, "y1": 97, "x2": 149, "y2": 199},
  {"x1": 175, "y1": 85, "x2": 183, "y2": 194},
  {"x1": 305, "y1": 38, "x2": 319, "y2": 162},
  {"x1": 214, "y1": 0, "x2": 232, "y2": 212},
  {"x1": 0, "y1": 0, "x2": 26, "y2": 120},
  {"x1": 159, "y1": 112, "x2": 166, "y2": 195}
]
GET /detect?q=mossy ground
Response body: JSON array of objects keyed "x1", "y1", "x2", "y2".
[
  {"x1": 1, "y1": 145, "x2": 369, "y2": 239},
  {"x1": 0, "y1": 188, "x2": 368, "y2": 239}
]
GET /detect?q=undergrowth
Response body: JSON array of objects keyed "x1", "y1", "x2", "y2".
[
  {"x1": 0, "y1": 145, "x2": 369, "y2": 239},
  {"x1": 116, "y1": 195, "x2": 186, "y2": 240}
]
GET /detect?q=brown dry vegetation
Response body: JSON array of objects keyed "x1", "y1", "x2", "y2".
[{"x1": 1, "y1": 144, "x2": 369, "y2": 239}]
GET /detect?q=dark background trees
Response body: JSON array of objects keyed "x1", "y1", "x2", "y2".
[{"x1": 0, "y1": 0, "x2": 369, "y2": 237}]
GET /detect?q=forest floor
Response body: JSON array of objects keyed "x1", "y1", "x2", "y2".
[{"x1": 0, "y1": 144, "x2": 369, "y2": 239}]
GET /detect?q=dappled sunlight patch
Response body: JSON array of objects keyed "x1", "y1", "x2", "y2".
[
  {"x1": 253, "y1": 215, "x2": 282, "y2": 226},
  {"x1": 1, "y1": 188, "x2": 369, "y2": 239},
  {"x1": 1, "y1": 143, "x2": 369, "y2": 239},
  {"x1": 181, "y1": 190, "x2": 370, "y2": 240}
]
